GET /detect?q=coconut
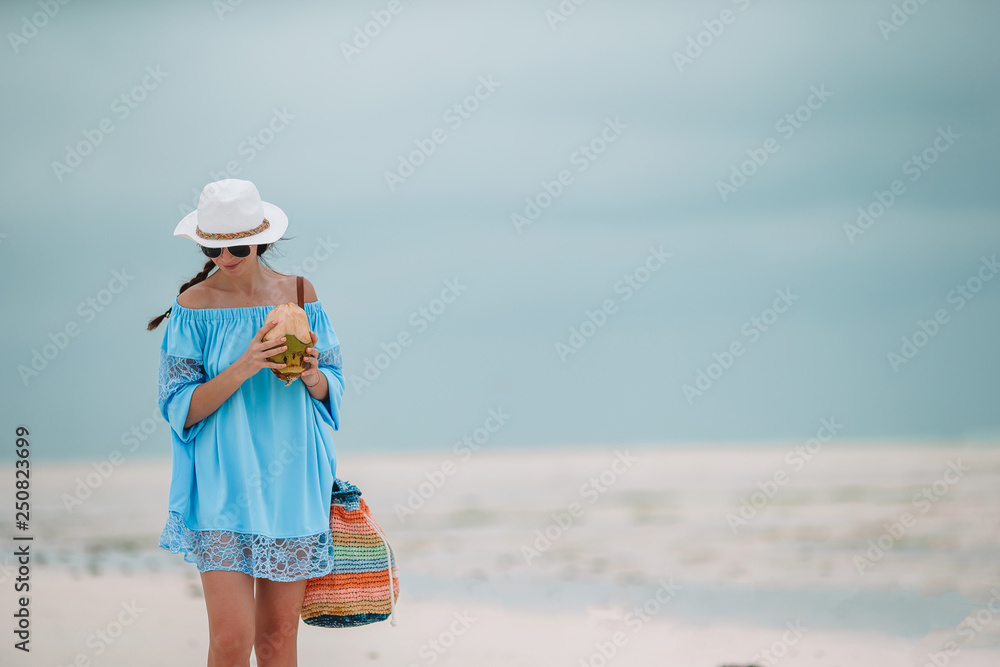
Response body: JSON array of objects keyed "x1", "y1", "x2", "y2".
[{"x1": 262, "y1": 302, "x2": 312, "y2": 386}]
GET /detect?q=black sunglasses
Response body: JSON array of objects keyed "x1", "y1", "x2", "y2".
[{"x1": 201, "y1": 245, "x2": 252, "y2": 259}]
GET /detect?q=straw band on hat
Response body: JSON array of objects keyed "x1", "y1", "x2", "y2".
[{"x1": 174, "y1": 179, "x2": 288, "y2": 248}]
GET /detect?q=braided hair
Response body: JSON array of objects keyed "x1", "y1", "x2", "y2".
[{"x1": 146, "y1": 243, "x2": 274, "y2": 331}]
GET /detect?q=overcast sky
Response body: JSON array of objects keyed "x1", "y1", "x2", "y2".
[{"x1": 2, "y1": 0, "x2": 999, "y2": 462}]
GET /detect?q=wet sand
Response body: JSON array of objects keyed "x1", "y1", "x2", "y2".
[{"x1": 3, "y1": 441, "x2": 999, "y2": 666}]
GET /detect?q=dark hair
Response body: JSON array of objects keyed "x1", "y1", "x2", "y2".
[{"x1": 147, "y1": 242, "x2": 282, "y2": 331}]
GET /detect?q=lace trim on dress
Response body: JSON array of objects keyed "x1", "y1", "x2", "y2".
[
  {"x1": 317, "y1": 344, "x2": 342, "y2": 372},
  {"x1": 157, "y1": 350, "x2": 208, "y2": 407},
  {"x1": 158, "y1": 511, "x2": 335, "y2": 581}
]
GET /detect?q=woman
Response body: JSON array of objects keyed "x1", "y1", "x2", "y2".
[{"x1": 148, "y1": 179, "x2": 345, "y2": 666}]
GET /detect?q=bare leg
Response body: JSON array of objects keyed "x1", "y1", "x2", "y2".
[
  {"x1": 200, "y1": 570, "x2": 255, "y2": 667},
  {"x1": 253, "y1": 577, "x2": 308, "y2": 667}
]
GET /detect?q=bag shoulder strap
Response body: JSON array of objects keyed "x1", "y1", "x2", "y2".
[{"x1": 296, "y1": 275, "x2": 304, "y2": 308}]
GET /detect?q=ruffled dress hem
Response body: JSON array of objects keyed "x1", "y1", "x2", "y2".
[{"x1": 158, "y1": 511, "x2": 336, "y2": 582}]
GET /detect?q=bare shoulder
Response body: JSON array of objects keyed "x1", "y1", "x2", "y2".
[
  {"x1": 262, "y1": 268, "x2": 316, "y2": 304},
  {"x1": 300, "y1": 276, "x2": 318, "y2": 304},
  {"x1": 176, "y1": 281, "x2": 214, "y2": 309}
]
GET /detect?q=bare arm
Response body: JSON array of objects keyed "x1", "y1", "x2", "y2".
[
  {"x1": 299, "y1": 330, "x2": 330, "y2": 403},
  {"x1": 304, "y1": 369, "x2": 329, "y2": 403},
  {"x1": 297, "y1": 279, "x2": 330, "y2": 403},
  {"x1": 184, "y1": 362, "x2": 252, "y2": 428},
  {"x1": 183, "y1": 319, "x2": 289, "y2": 429}
]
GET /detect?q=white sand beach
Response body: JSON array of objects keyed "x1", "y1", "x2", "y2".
[{"x1": 3, "y1": 442, "x2": 1000, "y2": 666}]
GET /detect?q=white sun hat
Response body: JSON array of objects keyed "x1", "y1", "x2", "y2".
[{"x1": 173, "y1": 179, "x2": 288, "y2": 248}]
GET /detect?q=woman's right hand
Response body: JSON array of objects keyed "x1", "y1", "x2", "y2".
[
  {"x1": 184, "y1": 320, "x2": 290, "y2": 428},
  {"x1": 233, "y1": 320, "x2": 288, "y2": 380}
]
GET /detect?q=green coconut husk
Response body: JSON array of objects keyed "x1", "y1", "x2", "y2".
[{"x1": 262, "y1": 303, "x2": 312, "y2": 386}]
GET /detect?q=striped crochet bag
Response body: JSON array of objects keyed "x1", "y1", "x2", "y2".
[{"x1": 301, "y1": 478, "x2": 399, "y2": 628}]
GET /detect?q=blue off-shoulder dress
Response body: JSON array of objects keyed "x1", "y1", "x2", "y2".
[{"x1": 156, "y1": 296, "x2": 344, "y2": 582}]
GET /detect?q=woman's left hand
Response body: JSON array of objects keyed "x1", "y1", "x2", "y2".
[{"x1": 300, "y1": 331, "x2": 322, "y2": 387}]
